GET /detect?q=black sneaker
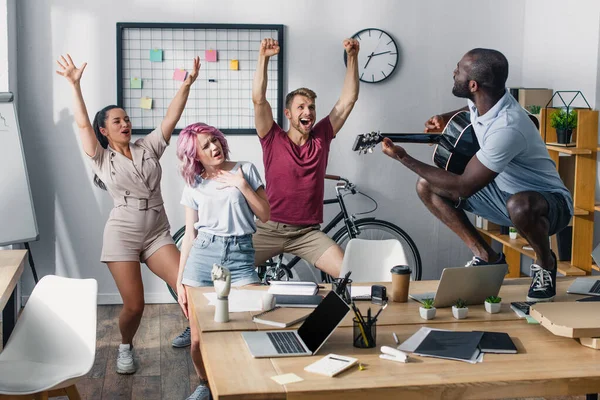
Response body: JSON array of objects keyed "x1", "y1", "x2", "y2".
[
  {"x1": 465, "y1": 252, "x2": 506, "y2": 267},
  {"x1": 526, "y1": 253, "x2": 557, "y2": 302}
]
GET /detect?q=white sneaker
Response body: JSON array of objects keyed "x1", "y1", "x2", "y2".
[{"x1": 116, "y1": 343, "x2": 136, "y2": 374}]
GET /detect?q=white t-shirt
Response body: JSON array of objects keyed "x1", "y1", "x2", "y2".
[{"x1": 180, "y1": 162, "x2": 264, "y2": 236}]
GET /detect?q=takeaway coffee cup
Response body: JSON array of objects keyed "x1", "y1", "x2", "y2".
[{"x1": 390, "y1": 265, "x2": 411, "y2": 303}]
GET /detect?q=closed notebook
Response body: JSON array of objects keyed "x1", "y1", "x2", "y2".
[
  {"x1": 414, "y1": 330, "x2": 484, "y2": 362},
  {"x1": 275, "y1": 294, "x2": 323, "y2": 308},
  {"x1": 252, "y1": 307, "x2": 313, "y2": 328},
  {"x1": 476, "y1": 331, "x2": 517, "y2": 354}
]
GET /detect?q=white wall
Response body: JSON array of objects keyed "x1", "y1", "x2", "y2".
[{"x1": 15, "y1": 0, "x2": 531, "y2": 302}]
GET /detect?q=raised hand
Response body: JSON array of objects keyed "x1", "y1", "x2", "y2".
[
  {"x1": 185, "y1": 56, "x2": 201, "y2": 86},
  {"x1": 424, "y1": 115, "x2": 446, "y2": 132},
  {"x1": 215, "y1": 168, "x2": 247, "y2": 190},
  {"x1": 259, "y1": 38, "x2": 280, "y2": 57},
  {"x1": 382, "y1": 137, "x2": 407, "y2": 161},
  {"x1": 343, "y1": 38, "x2": 360, "y2": 57},
  {"x1": 55, "y1": 54, "x2": 87, "y2": 85}
]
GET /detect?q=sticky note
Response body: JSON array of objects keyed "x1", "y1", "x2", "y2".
[
  {"x1": 130, "y1": 78, "x2": 142, "y2": 89},
  {"x1": 173, "y1": 69, "x2": 188, "y2": 81},
  {"x1": 270, "y1": 373, "x2": 303, "y2": 385},
  {"x1": 526, "y1": 316, "x2": 539, "y2": 324},
  {"x1": 229, "y1": 59, "x2": 239, "y2": 70},
  {"x1": 205, "y1": 49, "x2": 217, "y2": 62},
  {"x1": 150, "y1": 49, "x2": 163, "y2": 62},
  {"x1": 140, "y1": 97, "x2": 153, "y2": 110}
]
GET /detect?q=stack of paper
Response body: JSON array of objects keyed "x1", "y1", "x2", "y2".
[{"x1": 268, "y1": 281, "x2": 318, "y2": 296}]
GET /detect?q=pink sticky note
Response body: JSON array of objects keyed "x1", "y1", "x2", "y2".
[
  {"x1": 173, "y1": 69, "x2": 188, "y2": 81},
  {"x1": 205, "y1": 49, "x2": 217, "y2": 62}
]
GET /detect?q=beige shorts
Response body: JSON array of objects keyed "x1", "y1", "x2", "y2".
[
  {"x1": 101, "y1": 205, "x2": 175, "y2": 263},
  {"x1": 253, "y1": 220, "x2": 337, "y2": 266}
]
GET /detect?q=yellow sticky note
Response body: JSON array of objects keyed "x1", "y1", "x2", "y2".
[
  {"x1": 229, "y1": 59, "x2": 239, "y2": 70},
  {"x1": 140, "y1": 97, "x2": 153, "y2": 110},
  {"x1": 270, "y1": 373, "x2": 303, "y2": 385}
]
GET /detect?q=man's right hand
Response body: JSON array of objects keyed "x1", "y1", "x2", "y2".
[
  {"x1": 260, "y1": 38, "x2": 280, "y2": 57},
  {"x1": 424, "y1": 115, "x2": 446, "y2": 133}
]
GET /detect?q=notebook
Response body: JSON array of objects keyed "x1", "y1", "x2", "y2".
[
  {"x1": 414, "y1": 330, "x2": 484, "y2": 363},
  {"x1": 476, "y1": 331, "x2": 517, "y2": 354},
  {"x1": 268, "y1": 281, "x2": 319, "y2": 295},
  {"x1": 275, "y1": 294, "x2": 323, "y2": 308},
  {"x1": 252, "y1": 307, "x2": 313, "y2": 328},
  {"x1": 304, "y1": 354, "x2": 358, "y2": 377},
  {"x1": 510, "y1": 301, "x2": 536, "y2": 318}
]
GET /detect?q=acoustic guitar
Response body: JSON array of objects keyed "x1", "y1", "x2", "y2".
[{"x1": 352, "y1": 111, "x2": 538, "y2": 175}]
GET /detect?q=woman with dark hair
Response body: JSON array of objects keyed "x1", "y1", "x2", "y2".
[
  {"x1": 56, "y1": 54, "x2": 200, "y2": 375},
  {"x1": 175, "y1": 122, "x2": 269, "y2": 400}
]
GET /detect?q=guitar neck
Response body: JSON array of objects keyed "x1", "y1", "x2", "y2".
[{"x1": 380, "y1": 133, "x2": 442, "y2": 144}]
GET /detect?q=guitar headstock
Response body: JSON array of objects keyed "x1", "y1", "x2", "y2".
[{"x1": 352, "y1": 131, "x2": 383, "y2": 154}]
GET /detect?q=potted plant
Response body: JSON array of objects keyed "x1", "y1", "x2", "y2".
[
  {"x1": 484, "y1": 295, "x2": 502, "y2": 314},
  {"x1": 550, "y1": 109, "x2": 577, "y2": 144},
  {"x1": 419, "y1": 298, "x2": 436, "y2": 320},
  {"x1": 452, "y1": 298, "x2": 468, "y2": 319},
  {"x1": 526, "y1": 105, "x2": 541, "y2": 126}
]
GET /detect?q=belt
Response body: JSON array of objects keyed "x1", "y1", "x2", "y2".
[{"x1": 115, "y1": 196, "x2": 164, "y2": 210}]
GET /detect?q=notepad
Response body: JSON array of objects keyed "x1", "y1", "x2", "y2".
[
  {"x1": 304, "y1": 354, "x2": 358, "y2": 377},
  {"x1": 476, "y1": 331, "x2": 517, "y2": 354},
  {"x1": 252, "y1": 306, "x2": 312, "y2": 328},
  {"x1": 414, "y1": 330, "x2": 483, "y2": 363}
]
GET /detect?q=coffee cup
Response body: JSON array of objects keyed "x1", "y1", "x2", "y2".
[{"x1": 390, "y1": 265, "x2": 411, "y2": 302}]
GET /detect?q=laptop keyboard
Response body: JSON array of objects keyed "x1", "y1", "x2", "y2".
[
  {"x1": 591, "y1": 280, "x2": 600, "y2": 294},
  {"x1": 267, "y1": 331, "x2": 306, "y2": 354}
]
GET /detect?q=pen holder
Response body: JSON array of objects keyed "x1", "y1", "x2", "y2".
[
  {"x1": 353, "y1": 317, "x2": 376, "y2": 348},
  {"x1": 332, "y1": 278, "x2": 352, "y2": 304}
]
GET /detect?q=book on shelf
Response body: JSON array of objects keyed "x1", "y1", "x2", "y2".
[
  {"x1": 267, "y1": 281, "x2": 319, "y2": 295},
  {"x1": 252, "y1": 306, "x2": 313, "y2": 328}
]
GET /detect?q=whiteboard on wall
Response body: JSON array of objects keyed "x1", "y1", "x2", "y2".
[
  {"x1": 116, "y1": 22, "x2": 285, "y2": 135},
  {"x1": 0, "y1": 92, "x2": 39, "y2": 246}
]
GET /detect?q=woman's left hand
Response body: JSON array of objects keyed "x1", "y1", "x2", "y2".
[
  {"x1": 215, "y1": 168, "x2": 247, "y2": 190},
  {"x1": 185, "y1": 56, "x2": 200, "y2": 86}
]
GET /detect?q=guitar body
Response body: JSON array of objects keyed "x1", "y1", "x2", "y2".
[{"x1": 431, "y1": 111, "x2": 479, "y2": 174}]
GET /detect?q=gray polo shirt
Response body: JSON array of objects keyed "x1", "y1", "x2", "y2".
[
  {"x1": 468, "y1": 91, "x2": 573, "y2": 214},
  {"x1": 181, "y1": 162, "x2": 264, "y2": 236}
]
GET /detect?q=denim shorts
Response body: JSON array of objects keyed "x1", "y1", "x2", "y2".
[
  {"x1": 182, "y1": 231, "x2": 261, "y2": 287},
  {"x1": 460, "y1": 181, "x2": 572, "y2": 235}
]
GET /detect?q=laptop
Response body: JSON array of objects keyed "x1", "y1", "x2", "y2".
[
  {"x1": 241, "y1": 291, "x2": 350, "y2": 358},
  {"x1": 409, "y1": 264, "x2": 508, "y2": 308},
  {"x1": 569, "y1": 245, "x2": 600, "y2": 296}
]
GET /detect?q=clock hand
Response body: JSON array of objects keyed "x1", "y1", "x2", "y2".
[
  {"x1": 370, "y1": 51, "x2": 391, "y2": 57},
  {"x1": 363, "y1": 52, "x2": 375, "y2": 69}
]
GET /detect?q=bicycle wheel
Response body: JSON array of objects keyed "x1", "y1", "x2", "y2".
[
  {"x1": 331, "y1": 218, "x2": 422, "y2": 281},
  {"x1": 166, "y1": 226, "x2": 186, "y2": 301}
]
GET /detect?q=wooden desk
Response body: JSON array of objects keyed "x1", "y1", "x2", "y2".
[
  {"x1": 0, "y1": 250, "x2": 27, "y2": 346},
  {"x1": 188, "y1": 277, "x2": 582, "y2": 333},
  {"x1": 189, "y1": 278, "x2": 600, "y2": 400}
]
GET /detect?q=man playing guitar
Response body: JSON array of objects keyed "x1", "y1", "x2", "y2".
[{"x1": 382, "y1": 48, "x2": 573, "y2": 302}]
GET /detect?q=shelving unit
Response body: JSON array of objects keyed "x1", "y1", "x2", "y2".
[{"x1": 479, "y1": 107, "x2": 598, "y2": 278}]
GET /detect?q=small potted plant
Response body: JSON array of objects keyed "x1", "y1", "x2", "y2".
[
  {"x1": 526, "y1": 105, "x2": 541, "y2": 126},
  {"x1": 452, "y1": 298, "x2": 468, "y2": 319},
  {"x1": 419, "y1": 298, "x2": 436, "y2": 320},
  {"x1": 485, "y1": 295, "x2": 502, "y2": 314},
  {"x1": 550, "y1": 108, "x2": 577, "y2": 144}
]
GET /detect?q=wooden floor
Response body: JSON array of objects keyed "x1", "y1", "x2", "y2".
[{"x1": 0, "y1": 304, "x2": 589, "y2": 399}]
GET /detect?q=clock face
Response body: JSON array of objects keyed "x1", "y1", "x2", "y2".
[{"x1": 345, "y1": 28, "x2": 399, "y2": 83}]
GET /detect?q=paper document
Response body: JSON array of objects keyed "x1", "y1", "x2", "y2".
[
  {"x1": 203, "y1": 289, "x2": 264, "y2": 312},
  {"x1": 351, "y1": 286, "x2": 371, "y2": 299}
]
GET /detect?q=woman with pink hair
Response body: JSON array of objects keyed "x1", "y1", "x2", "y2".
[{"x1": 175, "y1": 123, "x2": 269, "y2": 400}]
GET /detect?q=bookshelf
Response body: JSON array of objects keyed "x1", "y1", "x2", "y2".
[{"x1": 478, "y1": 108, "x2": 599, "y2": 278}]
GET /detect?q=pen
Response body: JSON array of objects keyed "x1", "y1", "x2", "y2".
[
  {"x1": 367, "y1": 307, "x2": 372, "y2": 323},
  {"x1": 392, "y1": 332, "x2": 399, "y2": 345},
  {"x1": 329, "y1": 356, "x2": 349, "y2": 362},
  {"x1": 351, "y1": 303, "x2": 370, "y2": 347},
  {"x1": 337, "y1": 271, "x2": 352, "y2": 294},
  {"x1": 371, "y1": 303, "x2": 388, "y2": 324}
]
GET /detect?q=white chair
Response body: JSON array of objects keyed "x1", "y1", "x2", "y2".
[
  {"x1": 0, "y1": 275, "x2": 98, "y2": 400},
  {"x1": 339, "y1": 239, "x2": 409, "y2": 282}
]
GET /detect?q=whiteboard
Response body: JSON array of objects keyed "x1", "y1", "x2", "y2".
[{"x1": 0, "y1": 92, "x2": 39, "y2": 246}]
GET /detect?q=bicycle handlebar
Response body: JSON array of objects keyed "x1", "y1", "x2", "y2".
[{"x1": 325, "y1": 174, "x2": 342, "y2": 181}]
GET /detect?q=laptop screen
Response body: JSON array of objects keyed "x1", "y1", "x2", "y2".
[{"x1": 297, "y1": 291, "x2": 350, "y2": 353}]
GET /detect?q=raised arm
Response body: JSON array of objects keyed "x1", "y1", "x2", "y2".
[
  {"x1": 176, "y1": 206, "x2": 199, "y2": 319},
  {"x1": 56, "y1": 54, "x2": 97, "y2": 157},
  {"x1": 329, "y1": 38, "x2": 360, "y2": 136},
  {"x1": 161, "y1": 56, "x2": 200, "y2": 143},
  {"x1": 252, "y1": 38, "x2": 279, "y2": 138}
]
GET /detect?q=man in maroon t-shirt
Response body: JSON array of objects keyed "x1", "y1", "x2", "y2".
[{"x1": 251, "y1": 37, "x2": 360, "y2": 279}]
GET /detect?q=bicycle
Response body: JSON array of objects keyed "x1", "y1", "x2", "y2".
[{"x1": 167, "y1": 174, "x2": 422, "y2": 300}]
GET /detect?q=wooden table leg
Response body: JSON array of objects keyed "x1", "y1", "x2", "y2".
[{"x1": 503, "y1": 245, "x2": 521, "y2": 278}]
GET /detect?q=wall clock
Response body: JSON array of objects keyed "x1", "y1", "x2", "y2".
[{"x1": 345, "y1": 28, "x2": 399, "y2": 83}]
